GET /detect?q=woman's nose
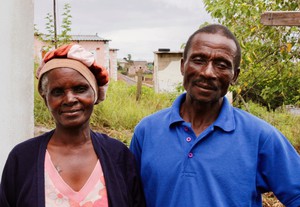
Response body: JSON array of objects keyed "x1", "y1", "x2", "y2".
[{"x1": 63, "y1": 91, "x2": 78, "y2": 105}]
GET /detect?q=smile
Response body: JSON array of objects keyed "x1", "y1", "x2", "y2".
[
  {"x1": 60, "y1": 109, "x2": 82, "y2": 115},
  {"x1": 194, "y1": 83, "x2": 217, "y2": 91}
]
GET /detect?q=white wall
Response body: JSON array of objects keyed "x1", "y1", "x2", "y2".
[
  {"x1": 154, "y1": 52, "x2": 183, "y2": 93},
  {"x1": 156, "y1": 60, "x2": 182, "y2": 93},
  {"x1": 0, "y1": 0, "x2": 34, "y2": 174}
]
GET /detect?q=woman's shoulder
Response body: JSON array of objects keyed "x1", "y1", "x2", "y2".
[
  {"x1": 91, "y1": 131, "x2": 127, "y2": 148},
  {"x1": 91, "y1": 131, "x2": 133, "y2": 159},
  {"x1": 9, "y1": 130, "x2": 53, "y2": 156}
]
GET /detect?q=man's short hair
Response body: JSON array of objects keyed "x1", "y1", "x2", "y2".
[{"x1": 183, "y1": 24, "x2": 241, "y2": 71}]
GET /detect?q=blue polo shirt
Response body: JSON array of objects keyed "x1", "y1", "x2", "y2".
[{"x1": 130, "y1": 93, "x2": 300, "y2": 207}]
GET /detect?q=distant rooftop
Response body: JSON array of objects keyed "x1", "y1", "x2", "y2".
[
  {"x1": 71, "y1": 34, "x2": 110, "y2": 42},
  {"x1": 154, "y1": 48, "x2": 183, "y2": 54}
]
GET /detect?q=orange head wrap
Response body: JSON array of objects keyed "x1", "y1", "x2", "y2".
[{"x1": 36, "y1": 43, "x2": 109, "y2": 104}]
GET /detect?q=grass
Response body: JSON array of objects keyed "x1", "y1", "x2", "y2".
[
  {"x1": 34, "y1": 75, "x2": 299, "y2": 206},
  {"x1": 34, "y1": 79, "x2": 178, "y2": 145},
  {"x1": 35, "y1": 77, "x2": 300, "y2": 150}
]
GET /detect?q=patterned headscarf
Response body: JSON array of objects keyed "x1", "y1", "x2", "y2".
[{"x1": 36, "y1": 43, "x2": 109, "y2": 104}]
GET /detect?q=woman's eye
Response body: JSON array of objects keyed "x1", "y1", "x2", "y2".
[
  {"x1": 74, "y1": 86, "x2": 88, "y2": 93},
  {"x1": 51, "y1": 88, "x2": 64, "y2": 96}
]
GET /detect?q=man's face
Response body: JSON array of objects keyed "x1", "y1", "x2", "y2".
[{"x1": 181, "y1": 32, "x2": 239, "y2": 104}]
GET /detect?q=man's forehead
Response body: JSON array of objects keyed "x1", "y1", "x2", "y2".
[{"x1": 190, "y1": 33, "x2": 237, "y2": 55}]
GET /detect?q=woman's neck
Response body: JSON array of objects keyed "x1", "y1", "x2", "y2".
[{"x1": 50, "y1": 124, "x2": 91, "y2": 147}]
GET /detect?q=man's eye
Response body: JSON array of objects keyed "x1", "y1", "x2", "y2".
[
  {"x1": 214, "y1": 61, "x2": 231, "y2": 70},
  {"x1": 192, "y1": 57, "x2": 206, "y2": 64}
]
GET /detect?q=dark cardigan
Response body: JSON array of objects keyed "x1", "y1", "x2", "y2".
[{"x1": 0, "y1": 130, "x2": 146, "y2": 207}]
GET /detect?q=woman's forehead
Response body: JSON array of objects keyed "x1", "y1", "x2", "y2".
[{"x1": 46, "y1": 68, "x2": 89, "y2": 84}]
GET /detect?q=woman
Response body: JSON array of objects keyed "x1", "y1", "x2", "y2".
[{"x1": 0, "y1": 44, "x2": 146, "y2": 207}]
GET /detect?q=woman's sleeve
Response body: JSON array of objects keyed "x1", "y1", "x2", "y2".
[{"x1": 0, "y1": 151, "x2": 16, "y2": 207}]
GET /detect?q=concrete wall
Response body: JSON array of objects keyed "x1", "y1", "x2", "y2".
[
  {"x1": 109, "y1": 49, "x2": 118, "y2": 81},
  {"x1": 153, "y1": 52, "x2": 183, "y2": 93},
  {"x1": 0, "y1": 0, "x2": 34, "y2": 174},
  {"x1": 128, "y1": 61, "x2": 148, "y2": 76}
]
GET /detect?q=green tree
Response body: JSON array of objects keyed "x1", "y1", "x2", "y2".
[
  {"x1": 58, "y1": 3, "x2": 72, "y2": 45},
  {"x1": 202, "y1": 0, "x2": 300, "y2": 110},
  {"x1": 127, "y1": 54, "x2": 132, "y2": 62},
  {"x1": 36, "y1": 3, "x2": 72, "y2": 51}
]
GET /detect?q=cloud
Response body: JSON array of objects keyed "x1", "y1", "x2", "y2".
[{"x1": 34, "y1": 0, "x2": 212, "y2": 61}]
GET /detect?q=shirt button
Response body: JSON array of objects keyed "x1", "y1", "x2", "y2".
[
  {"x1": 186, "y1": 137, "x2": 192, "y2": 142},
  {"x1": 188, "y1": 152, "x2": 193, "y2": 158},
  {"x1": 184, "y1": 127, "x2": 189, "y2": 132}
]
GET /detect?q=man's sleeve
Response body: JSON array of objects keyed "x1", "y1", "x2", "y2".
[{"x1": 257, "y1": 128, "x2": 300, "y2": 207}]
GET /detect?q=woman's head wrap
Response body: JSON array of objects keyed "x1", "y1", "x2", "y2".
[{"x1": 36, "y1": 43, "x2": 109, "y2": 104}]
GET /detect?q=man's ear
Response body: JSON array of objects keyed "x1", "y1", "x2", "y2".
[
  {"x1": 231, "y1": 67, "x2": 240, "y2": 84},
  {"x1": 180, "y1": 58, "x2": 184, "y2": 76}
]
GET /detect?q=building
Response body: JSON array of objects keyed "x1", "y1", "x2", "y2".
[
  {"x1": 153, "y1": 49, "x2": 183, "y2": 93},
  {"x1": 34, "y1": 34, "x2": 118, "y2": 81},
  {"x1": 128, "y1": 60, "x2": 148, "y2": 76}
]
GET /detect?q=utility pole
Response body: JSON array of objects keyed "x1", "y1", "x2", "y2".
[
  {"x1": 136, "y1": 67, "x2": 143, "y2": 101},
  {"x1": 53, "y1": 0, "x2": 58, "y2": 48}
]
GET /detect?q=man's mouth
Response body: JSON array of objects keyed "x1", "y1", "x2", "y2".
[{"x1": 194, "y1": 82, "x2": 217, "y2": 91}]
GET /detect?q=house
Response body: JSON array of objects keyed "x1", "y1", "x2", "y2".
[
  {"x1": 153, "y1": 49, "x2": 183, "y2": 93},
  {"x1": 34, "y1": 34, "x2": 118, "y2": 81},
  {"x1": 127, "y1": 60, "x2": 148, "y2": 76},
  {"x1": 118, "y1": 58, "x2": 128, "y2": 68}
]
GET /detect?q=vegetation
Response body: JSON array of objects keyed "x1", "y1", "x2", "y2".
[
  {"x1": 34, "y1": 3, "x2": 72, "y2": 51},
  {"x1": 34, "y1": 71, "x2": 299, "y2": 206},
  {"x1": 202, "y1": 0, "x2": 300, "y2": 110},
  {"x1": 34, "y1": 76, "x2": 300, "y2": 149},
  {"x1": 34, "y1": 79, "x2": 178, "y2": 145}
]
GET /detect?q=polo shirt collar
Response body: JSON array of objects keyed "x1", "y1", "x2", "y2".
[
  {"x1": 214, "y1": 96, "x2": 236, "y2": 132},
  {"x1": 168, "y1": 93, "x2": 186, "y2": 127},
  {"x1": 168, "y1": 93, "x2": 235, "y2": 132}
]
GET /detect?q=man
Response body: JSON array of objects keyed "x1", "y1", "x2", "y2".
[{"x1": 130, "y1": 24, "x2": 300, "y2": 207}]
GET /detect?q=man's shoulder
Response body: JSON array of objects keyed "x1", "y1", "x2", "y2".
[
  {"x1": 232, "y1": 107, "x2": 278, "y2": 134},
  {"x1": 233, "y1": 107, "x2": 269, "y2": 124},
  {"x1": 138, "y1": 107, "x2": 172, "y2": 125}
]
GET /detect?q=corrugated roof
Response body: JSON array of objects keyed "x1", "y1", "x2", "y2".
[{"x1": 71, "y1": 34, "x2": 110, "y2": 42}]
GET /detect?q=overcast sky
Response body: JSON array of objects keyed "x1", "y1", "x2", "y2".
[{"x1": 34, "y1": 0, "x2": 212, "y2": 61}]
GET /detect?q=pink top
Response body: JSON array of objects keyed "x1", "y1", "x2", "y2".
[{"x1": 44, "y1": 151, "x2": 108, "y2": 207}]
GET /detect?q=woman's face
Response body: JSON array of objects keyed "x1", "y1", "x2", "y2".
[{"x1": 42, "y1": 68, "x2": 95, "y2": 129}]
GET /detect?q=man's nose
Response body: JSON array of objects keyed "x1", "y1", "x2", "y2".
[{"x1": 201, "y1": 61, "x2": 216, "y2": 78}]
